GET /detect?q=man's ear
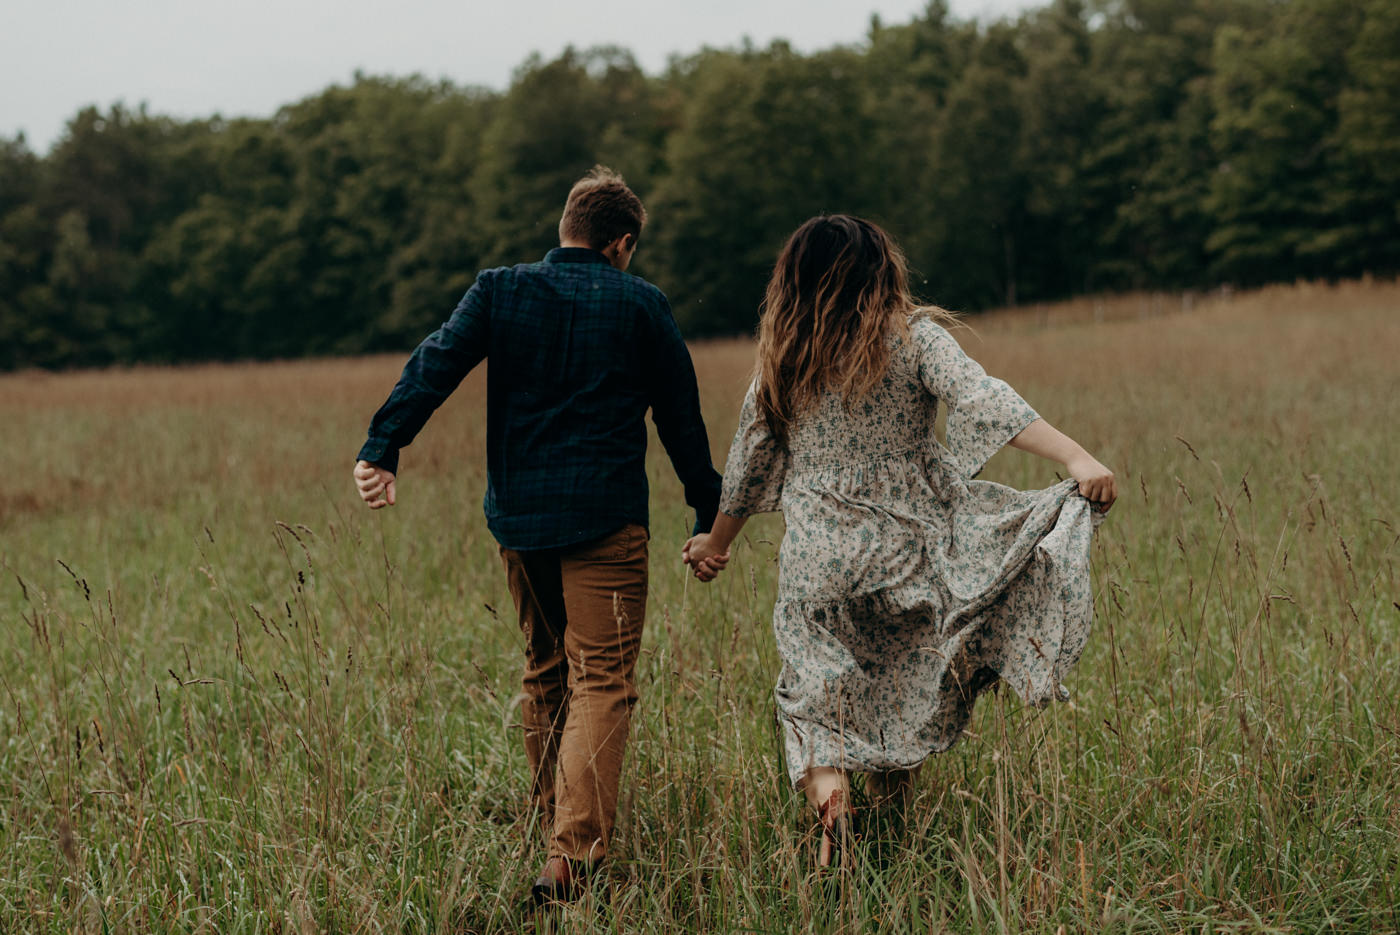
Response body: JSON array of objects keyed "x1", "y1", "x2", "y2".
[
  {"x1": 602, "y1": 233, "x2": 637, "y2": 269},
  {"x1": 606, "y1": 233, "x2": 635, "y2": 257}
]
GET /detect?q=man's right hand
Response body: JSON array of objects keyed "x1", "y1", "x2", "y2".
[
  {"x1": 682, "y1": 533, "x2": 730, "y2": 582},
  {"x1": 354, "y1": 460, "x2": 397, "y2": 509}
]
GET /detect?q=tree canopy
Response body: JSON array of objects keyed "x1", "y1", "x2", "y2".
[{"x1": 2, "y1": 0, "x2": 1396, "y2": 369}]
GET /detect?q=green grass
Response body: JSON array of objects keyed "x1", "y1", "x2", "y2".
[{"x1": 1, "y1": 281, "x2": 1397, "y2": 932}]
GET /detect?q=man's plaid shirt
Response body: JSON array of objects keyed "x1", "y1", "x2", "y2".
[{"x1": 357, "y1": 247, "x2": 722, "y2": 551}]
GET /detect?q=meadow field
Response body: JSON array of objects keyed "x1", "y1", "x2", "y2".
[{"x1": 1, "y1": 280, "x2": 1397, "y2": 933}]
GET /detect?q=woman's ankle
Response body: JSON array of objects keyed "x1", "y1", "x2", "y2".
[{"x1": 803, "y1": 766, "x2": 849, "y2": 812}]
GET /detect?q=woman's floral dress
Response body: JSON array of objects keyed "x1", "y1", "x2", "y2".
[{"x1": 719, "y1": 316, "x2": 1102, "y2": 788}]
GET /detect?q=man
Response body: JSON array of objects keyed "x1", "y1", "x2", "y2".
[{"x1": 352, "y1": 166, "x2": 721, "y2": 904}]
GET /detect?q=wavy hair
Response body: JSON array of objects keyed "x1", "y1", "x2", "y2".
[{"x1": 754, "y1": 215, "x2": 954, "y2": 444}]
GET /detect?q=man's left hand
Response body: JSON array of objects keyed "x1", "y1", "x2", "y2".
[{"x1": 354, "y1": 460, "x2": 397, "y2": 509}]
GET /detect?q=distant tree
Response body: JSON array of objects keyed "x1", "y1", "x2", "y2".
[
  {"x1": 0, "y1": 136, "x2": 47, "y2": 370},
  {"x1": 1206, "y1": 0, "x2": 1380, "y2": 283},
  {"x1": 467, "y1": 48, "x2": 665, "y2": 273},
  {"x1": 1013, "y1": 0, "x2": 1107, "y2": 300},
  {"x1": 862, "y1": 2, "x2": 979, "y2": 303},
  {"x1": 1084, "y1": 0, "x2": 1263, "y2": 291},
  {"x1": 275, "y1": 75, "x2": 496, "y2": 356},
  {"x1": 31, "y1": 105, "x2": 195, "y2": 365},
  {"x1": 143, "y1": 77, "x2": 496, "y2": 360},
  {"x1": 1337, "y1": 0, "x2": 1400, "y2": 272},
  {"x1": 140, "y1": 118, "x2": 300, "y2": 360},
  {"x1": 922, "y1": 25, "x2": 1029, "y2": 309},
  {"x1": 649, "y1": 43, "x2": 887, "y2": 335},
  {"x1": 379, "y1": 90, "x2": 497, "y2": 347},
  {"x1": 4, "y1": 0, "x2": 1400, "y2": 369}
]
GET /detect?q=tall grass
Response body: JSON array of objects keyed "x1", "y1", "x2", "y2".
[{"x1": 1, "y1": 279, "x2": 1396, "y2": 932}]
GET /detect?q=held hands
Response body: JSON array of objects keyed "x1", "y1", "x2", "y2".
[
  {"x1": 1067, "y1": 454, "x2": 1117, "y2": 513},
  {"x1": 682, "y1": 533, "x2": 730, "y2": 582},
  {"x1": 354, "y1": 460, "x2": 397, "y2": 509}
]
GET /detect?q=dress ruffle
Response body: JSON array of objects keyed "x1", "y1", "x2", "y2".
[{"x1": 772, "y1": 478, "x2": 1098, "y2": 784}]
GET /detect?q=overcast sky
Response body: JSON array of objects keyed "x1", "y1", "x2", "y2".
[{"x1": 3, "y1": 0, "x2": 1040, "y2": 155}]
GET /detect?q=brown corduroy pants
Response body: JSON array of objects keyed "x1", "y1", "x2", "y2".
[{"x1": 500, "y1": 523, "x2": 649, "y2": 864}]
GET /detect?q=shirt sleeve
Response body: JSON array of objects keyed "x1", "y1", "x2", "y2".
[
  {"x1": 642, "y1": 295, "x2": 723, "y2": 534},
  {"x1": 912, "y1": 317, "x2": 1038, "y2": 480},
  {"x1": 356, "y1": 276, "x2": 491, "y2": 475},
  {"x1": 718, "y1": 380, "x2": 789, "y2": 517}
]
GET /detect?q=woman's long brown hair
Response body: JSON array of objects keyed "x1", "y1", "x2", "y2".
[{"x1": 754, "y1": 215, "x2": 954, "y2": 444}]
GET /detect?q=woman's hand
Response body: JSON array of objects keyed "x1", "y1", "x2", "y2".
[
  {"x1": 682, "y1": 534, "x2": 731, "y2": 582},
  {"x1": 1067, "y1": 454, "x2": 1116, "y2": 512},
  {"x1": 1005, "y1": 419, "x2": 1116, "y2": 513}
]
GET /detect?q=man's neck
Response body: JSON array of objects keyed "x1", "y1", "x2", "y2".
[{"x1": 560, "y1": 239, "x2": 626, "y2": 270}]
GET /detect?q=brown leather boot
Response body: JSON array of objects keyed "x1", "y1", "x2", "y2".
[{"x1": 531, "y1": 855, "x2": 584, "y2": 906}]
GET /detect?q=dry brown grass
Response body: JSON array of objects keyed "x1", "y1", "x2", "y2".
[{"x1": 1, "y1": 279, "x2": 1396, "y2": 932}]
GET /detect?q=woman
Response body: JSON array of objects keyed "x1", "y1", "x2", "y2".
[{"x1": 683, "y1": 215, "x2": 1115, "y2": 866}]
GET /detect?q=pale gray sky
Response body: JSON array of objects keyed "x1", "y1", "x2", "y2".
[{"x1": 2, "y1": 0, "x2": 1039, "y2": 155}]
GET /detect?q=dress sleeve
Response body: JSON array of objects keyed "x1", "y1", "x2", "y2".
[
  {"x1": 718, "y1": 380, "x2": 789, "y2": 517},
  {"x1": 913, "y1": 317, "x2": 1039, "y2": 479}
]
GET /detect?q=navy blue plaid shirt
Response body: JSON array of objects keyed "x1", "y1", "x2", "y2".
[{"x1": 357, "y1": 247, "x2": 722, "y2": 551}]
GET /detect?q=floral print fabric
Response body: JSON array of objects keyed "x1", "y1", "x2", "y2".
[{"x1": 720, "y1": 316, "x2": 1101, "y2": 787}]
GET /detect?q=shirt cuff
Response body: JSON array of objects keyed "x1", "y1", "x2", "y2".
[
  {"x1": 689, "y1": 489, "x2": 721, "y2": 536},
  {"x1": 356, "y1": 438, "x2": 400, "y2": 476}
]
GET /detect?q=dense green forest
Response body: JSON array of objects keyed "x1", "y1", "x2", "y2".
[{"x1": 1, "y1": 0, "x2": 1397, "y2": 369}]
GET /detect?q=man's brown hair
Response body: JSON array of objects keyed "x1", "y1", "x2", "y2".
[{"x1": 558, "y1": 166, "x2": 647, "y2": 250}]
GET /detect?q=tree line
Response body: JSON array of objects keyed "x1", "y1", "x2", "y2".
[{"x1": 1, "y1": 0, "x2": 1396, "y2": 370}]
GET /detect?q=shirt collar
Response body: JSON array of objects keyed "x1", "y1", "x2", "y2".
[{"x1": 546, "y1": 247, "x2": 612, "y2": 266}]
